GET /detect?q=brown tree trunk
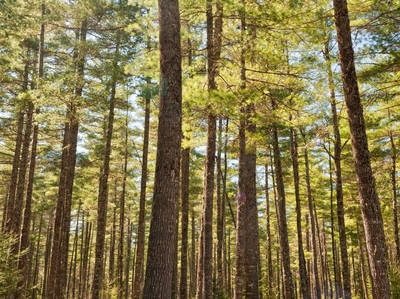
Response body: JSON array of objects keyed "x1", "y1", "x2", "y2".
[
  {"x1": 32, "y1": 216, "x2": 43, "y2": 299},
  {"x1": 324, "y1": 40, "x2": 352, "y2": 299},
  {"x1": 142, "y1": 0, "x2": 182, "y2": 296},
  {"x1": 332, "y1": 0, "x2": 390, "y2": 296},
  {"x1": 109, "y1": 206, "x2": 116, "y2": 286},
  {"x1": 216, "y1": 116, "x2": 223, "y2": 297},
  {"x1": 47, "y1": 20, "x2": 87, "y2": 298},
  {"x1": 133, "y1": 83, "x2": 151, "y2": 299},
  {"x1": 91, "y1": 38, "x2": 118, "y2": 299},
  {"x1": 4, "y1": 110, "x2": 24, "y2": 233},
  {"x1": 171, "y1": 197, "x2": 179, "y2": 299},
  {"x1": 290, "y1": 127, "x2": 310, "y2": 299},
  {"x1": 13, "y1": 99, "x2": 33, "y2": 242},
  {"x1": 264, "y1": 164, "x2": 273, "y2": 298},
  {"x1": 180, "y1": 147, "x2": 190, "y2": 299},
  {"x1": 190, "y1": 206, "x2": 197, "y2": 298},
  {"x1": 271, "y1": 101, "x2": 295, "y2": 299},
  {"x1": 125, "y1": 222, "x2": 132, "y2": 299},
  {"x1": 328, "y1": 149, "x2": 343, "y2": 299},
  {"x1": 303, "y1": 143, "x2": 322, "y2": 299},
  {"x1": 18, "y1": 10, "x2": 44, "y2": 289},
  {"x1": 388, "y1": 126, "x2": 400, "y2": 263},
  {"x1": 235, "y1": 8, "x2": 259, "y2": 296}
]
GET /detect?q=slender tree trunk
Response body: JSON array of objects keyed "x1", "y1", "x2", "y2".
[
  {"x1": 125, "y1": 222, "x2": 132, "y2": 299},
  {"x1": 180, "y1": 147, "x2": 190, "y2": 299},
  {"x1": 42, "y1": 215, "x2": 53, "y2": 299},
  {"x1": 171, "y1": 197, "x2": 179, "y2": 299},
  {"x1": 302, "y1": 140, "x2": 322, "y2": 299},
  {"x1": 324, "y1": 40, "x2": 352, "y2": 299},
  {"x1": 13, "y1": 99, "x2": 33, "y2": 243},
  {"x1": 32, "y1": 216, "x2": 43, "y2": 299},
  {"x1": 271, "y1": 101, "x2": 295, "y2": 299},
  {"x1": 133, "y1": 83, "x2": 151, "y2": 299},
  {"x1": 109, "y1": 206, "x2": 116, "y2": 286},
  {"x1": 142, "y1": 0, "x2": 182, "y2": 296},
  {"x1": 4, "y1": 110, "x2": 24, "y2": 233},
  {"x1": 18, "y1": 6, "x2": 45, "y2": 287},
  {"x1": 216, "y1": 116, "x2": 223, "y2": 297},
  {"x1": 264, "y1": 165, "x2": 273, "y2": 298},
  {"x1": 47, "y1": 20, "x2": 87, "y2": 298},
  {"x1": 91, "y1": 34, "x2": 119, "y2": 299},
  {"x1": 290, "y1": 127, "x2": 310, "y2": 299},
  {"x1": 388, "y1": 126, "x2": 400, "y2": 263},
  {"x1": 197, "y1": 0, "x2": 220, "y2": 297},
  {"x1": 328, "y1": 149, "x2": 342, "y2": 299},
  {"x1": 357, "y1": 223, "x2": 369, "y2": 299},
  {"x1": 332, "y1": 0, "x2": 390, "y2": 296},
  {"x1": 190, "y1": 207, "x2": 197, "y2": 298}
]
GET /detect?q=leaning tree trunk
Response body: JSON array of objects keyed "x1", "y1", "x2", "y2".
[
  {"x1": 142, "y1": 0, "x2": 182, "y2": 296},
  {"x1": 332, "y1": 0, "x2": 390, "y2": 297}
]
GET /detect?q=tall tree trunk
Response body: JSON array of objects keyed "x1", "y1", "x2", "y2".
[
  {"x1": 388, "y1": 125, "x2": 400, "y2": 263},
  {"x1": 47, "y1": 20, "x2": 87, "y2": 298},
  {"x1": 125, "y1": 222, "x2": 132, "y2": 299},
  {"x1": 235, "y1": 6, "x2": 259, "y2": 296},
  {"x1": 18, "y1": 9, "x2": 45, "y2": 287},
  {"x1": 264, "y1": 164, "x2": 273, "y2": 298},
  {"x1": 13, "y1": 98, "x2": 33, "y2": 242},
  {"x1": 171, "y1": 197, "x2": 179, "y2": 299},
  {"x1": 303, "y1": 142, "x2": 321, "y2": 299},
  {"x1": 197, "y1": 0, "x2": 220, "y2": 297},
  {"x1": 190, "y1": 207, "x2": 197, "y2": 298},
  {"x1": 216, "y1": 116, "x2": 223, "y2": 297},
  {"x1": 324, "y1": 40, "x2": 352, "y2": 299},
  {"x1": 328, "y1": 149, "x2": 342, "y2": 299},
  {"x1": 4, "y1": 110, "x2": 24, "y2": 233},
  {"x1": 42, "y1": 215, "x2": 53, "y2": 299},
  {"x1": 142, "y1": 0, "x2": 182, "y2": 296},
  {"x1": 117, "y1": 107, "x2": 128, "y2": 299},
  {"x1": 109, "y1": 206, "x2": 116, "y2": 286},
  {"x1": 290, "y1": 127, "x2": 310, "y2": 299},
  {"x1": 271, "y1": 101, "x2": 295, "y2": 299},
  {"x1": 32, "y1": 216, "x2": 43, "y2": 299},
  {"x1": 332, "y1": 0, "x2": 390, "y2": 296},
  {"x1": 180, "y1": 147, "x2": 190, "y2": 299},
  {"x1": 92, "y1": 38, "x2": 118, "y2": 299},
  {"x1": 132, "y1": 82, "x2": 151, "y2": 299}
]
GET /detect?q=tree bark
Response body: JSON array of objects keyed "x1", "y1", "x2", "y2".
[
  {"x1": 180, "y1": 147, "x2": 190, "y2": 299},
  {"x1": 324, "y1": 40, "x2": 352, "y2": 299},
  {"x1": 332, "y1": 0, "x2": 390, "y2": 296},
  {"x1": 290, "y1": 127, "x2": 310, "y2": 299},
  {"x1": 303, "y1": 142, "x2": 321, "y2": 299},
  {"x1": 271, "y1": 101, "x2": 295, "y2": 299},
  {"x1": 388, "y1": 125, "x2": 400, "y2": 263},
  {"x1": 91, "y1": 37, "x2": 118, "y2": 299},
  {"x1": 264, "y1": 164, "x2": 273, "y2": 298},
  {"x1": 133, "y1": 84, "x2": 151, "y2": 299},
  {"x1": 142, "y1": 0, "x2": 182, "y2": 296},
  {"x1": 47, "y1": 19, "x2": 87, "y2": 298}
]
